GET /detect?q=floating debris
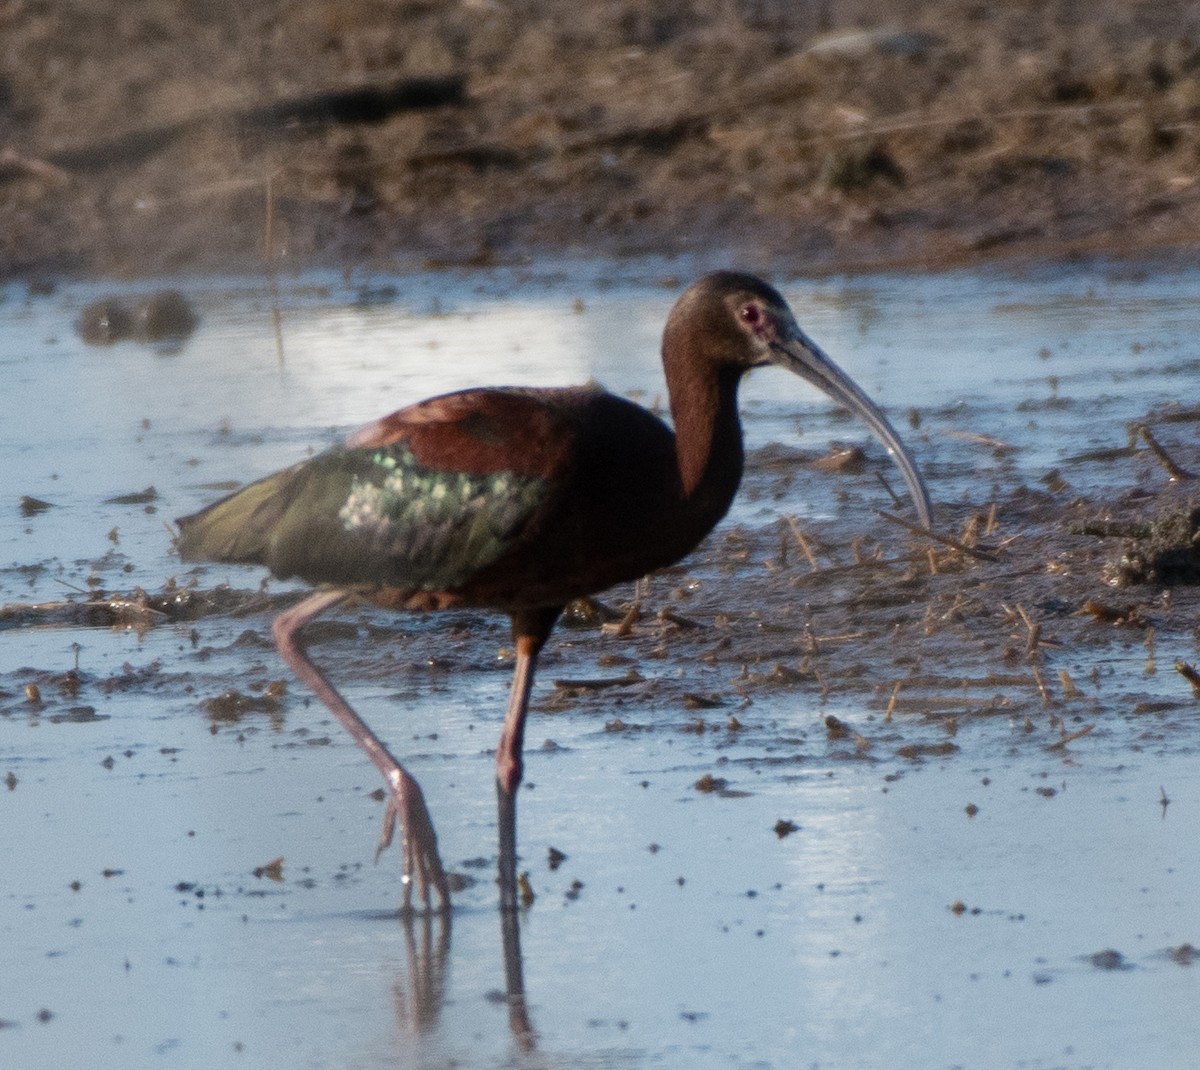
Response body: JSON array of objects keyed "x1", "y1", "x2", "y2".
[
  {"x1": 104, "y1": 487, "x2": 158, "y2": 506},
  {"x1": 76, "y1": 299, "x2": 131, "y2": 345},
  {"x1": 693, "y1": 773, "x2": 751, "y2": 798},
  {"x1": 694, "y1": 774, "x2": 728, "y2": 793},
  {"x1": 47, "y1": 706, "x2": 107, "y2": 724},
  {"x1": 810, "y1": 445, "x2": 867, "y2": 474},
  {"x1": 203, "y1": 688, "x2": 283, "y2": 723},
  {"x1": 1088, "y1": 948, "x2": 1132, "y2": 971},
  {"x1": 1169, "y1": 943, "x2": 1198, "y2": 966},
  {"x1": 896, "y1": 741, "x2": 959, "y2": 760},
  {"x1": 19, "y1": 495, "x2": 54, "y2": 517},
  {"x1": 551, "y1": 670, "x2": 644, "y2": 693},
  {"x1": 518, "y1": 872, "x2": 536, "y2": 907},
  {"x1": 253, "y1": 857, "x2": 285, "y2": 882},
  {"x1": 1080, "y1": 599, "x2": 1147, "y2": 627},
  {"x1": 76, "y1": 290, "x2": 198, "y2": 346}
]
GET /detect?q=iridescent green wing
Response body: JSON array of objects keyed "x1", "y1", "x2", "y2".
[
  {"x1": 178, "y1": 440, "x2": 550, "y2": 591},
  {"x1": 318, "y1": 441, "x2": 550, "y2": 589}
]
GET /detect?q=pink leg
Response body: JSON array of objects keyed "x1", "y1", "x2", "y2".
[
  {"x1": 496, "y1": 607, "x2": 560, "y2": 912},
  {"x1": 273, "y1": 589, "x2": 450, "y2": 913}
]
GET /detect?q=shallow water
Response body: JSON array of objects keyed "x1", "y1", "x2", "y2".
[{"x1": 3, "y1": 258, "x2": 1200, "y2": 1069}]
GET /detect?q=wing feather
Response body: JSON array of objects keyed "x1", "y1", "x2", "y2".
[{"x1": 177, "y1": 389, "x2": 568, "y2": 591}]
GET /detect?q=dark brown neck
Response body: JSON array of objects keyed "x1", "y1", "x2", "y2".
[{"x1": 668, "y1": 359, "x2": 745, "y2": 522}]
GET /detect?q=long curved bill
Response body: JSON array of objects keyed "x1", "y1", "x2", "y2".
[{"x1": 767, "y1": 324, "x2": 934, "y2": 529}]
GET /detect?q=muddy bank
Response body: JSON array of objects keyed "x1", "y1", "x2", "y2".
[{"x1": 4, "y1": 0, "x2": 1200, "y2": 278}]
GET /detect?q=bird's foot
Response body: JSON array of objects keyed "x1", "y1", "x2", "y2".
[{"x1": 376, "y1": 770, "x2": 451, "y2": 914}]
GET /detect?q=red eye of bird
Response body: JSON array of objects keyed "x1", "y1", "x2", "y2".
[{"x1": 739, "y1": 303, "x2": 763, "y2": 328}]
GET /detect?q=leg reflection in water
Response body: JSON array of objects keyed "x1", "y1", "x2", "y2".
[
  {"x1": 391, "y1": 905, "x2": 536, "y2": 1052},
  {"x1": 501, "y1": 905, "x2": 535, "y2": 1051},
  {"x1": 392, "y1": 910, "x2": 451, "y2": 1036}
]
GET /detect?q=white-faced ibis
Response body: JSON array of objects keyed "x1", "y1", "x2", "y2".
[{"x1": 175, "y1": 271, "x2": 933, "y2": 913}]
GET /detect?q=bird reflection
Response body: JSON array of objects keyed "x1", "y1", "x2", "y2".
[
  {"x1": 391, "y1": 909, "x2": 451, "y2": 1036},
  {"x1": 500, "y1": 905, "x2": 535, "y2": 1050},
  {"x1": 390, "y1": 902, "x2": 536, "y2": 1052}
]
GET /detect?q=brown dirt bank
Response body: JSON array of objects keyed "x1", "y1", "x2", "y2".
[{"x1": 4, "y1": 0, "x2": 1200, "y2": 279}]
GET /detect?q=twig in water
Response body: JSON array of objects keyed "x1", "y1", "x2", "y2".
[
  {"x1": 1136, "y1": 424, "x2": 1194, "y2": 482},
  {"x1": 875, "y1": 471, "x2": 903, "y2": 508},
  {"x1": 1016, "y1": 604, "x2": 1043, "y2": 657},
  {"x1": 1031, "y1": 664, "x2": 1051, "y2": 706},
  {"x1": 877, "y1": 510, "x2": 1000, "y2": 562},
  {"x1": 785, "y1": 515, "x2": 821, "y2": 571},
  {"x1": 1046, "y1": 723, "x2": 1094, "y2": 751},
  {"x1": 884, "y1": 681, "x2": 902, "y2": 723}
]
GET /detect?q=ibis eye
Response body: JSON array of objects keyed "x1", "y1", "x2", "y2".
[{"x1": 739, "y1": 303, "x2": 763, "y2": 328}]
